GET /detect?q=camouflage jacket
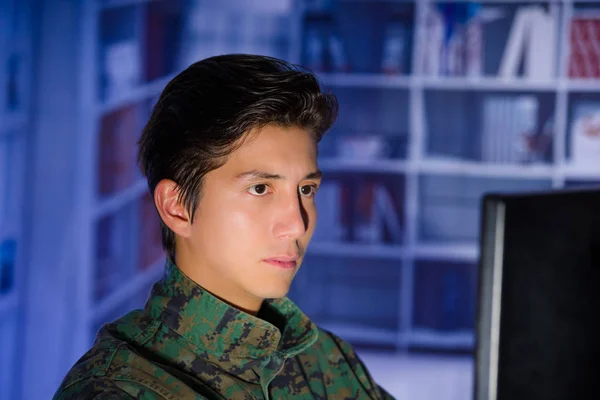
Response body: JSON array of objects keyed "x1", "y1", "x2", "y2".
[{"x1": 53, "y1": 261, "x2": 395, "y2": 399}]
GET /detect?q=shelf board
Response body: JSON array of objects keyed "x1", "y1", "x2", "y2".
[
  {"x1": 421, "y1": 76, "x2": 558, "y2": 92},
  {"x1": 419, "y1": 159, "x2": 555, "y2": 179},
  {"x1": 90, "y1": 257, "x2": 164, "y2": 324},
  {"x1": 309, "y1": 242, "x2": 406, "y2": 260},
  {"x1": 561, "y1": 165, "x2": 600, "y2": 182},
  {"x1": 414, "y1": 243, "x2": 479, "y2": 262},
  {"x1": 319, "y1": 73, "x2": 412, "y2": 89},
  {"x1": 317, "y1": 321, "x2": 398, "y2": 346},
  {"x1": 98, "y1": 73, "x2": 175, "y2": 115},
  {"x1": 409, "y1": 328, "x2": 474, "y2": 349},
  {"x1": 0, "y1": 292, "x2": 17, "y2": 318},
  {"x1": 94, "y1": 178, "x2": 147, "y2": 220},
  {"x1": 319, "y1": 158, "x2": 407, "y2": 174},
  {"x1": 566, "y1": 79, "x2": 600, "y2": 93},
  {"x1": 308, "y1": 242, "x2": 479, "y2": 261}
]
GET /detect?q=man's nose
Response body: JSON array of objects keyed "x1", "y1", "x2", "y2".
[{"x1": 273, "y1": 193, "x2": 309, "y2": 239}]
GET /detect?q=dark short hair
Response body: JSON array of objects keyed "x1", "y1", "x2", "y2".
[{"x1": 137, "y1": 54, "x2": 339, "y2": 261}]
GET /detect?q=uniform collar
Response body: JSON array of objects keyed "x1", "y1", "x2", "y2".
[{"x1": 143, "y1": 260, "x2": 319, "y2": 384}]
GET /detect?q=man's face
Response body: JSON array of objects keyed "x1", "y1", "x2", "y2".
[{"x1": 177, "y1": 124, "x2": 321, "y2": 312}]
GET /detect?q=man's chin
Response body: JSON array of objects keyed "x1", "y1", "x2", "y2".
[{"x1": 258, "y1": 284, "x2": 292, "y2": 300}]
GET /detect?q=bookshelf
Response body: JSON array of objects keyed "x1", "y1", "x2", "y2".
[
  {"x1": 288, "y1": 0, "x2": 600, "y2": 353},
  {"x1": 63, "y1": 0, "x2": 600, "y2": 372},
  {"x1": 0, "y1": 0, "x2": 32, "y2": 399}
]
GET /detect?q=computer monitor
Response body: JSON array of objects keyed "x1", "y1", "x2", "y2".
[{"x1": 474, "y1": 188, "x2": 600, "y2": 400}]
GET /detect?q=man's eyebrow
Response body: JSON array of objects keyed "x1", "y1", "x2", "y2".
[
  {"x1": 305, "y1": 170, "x2": 323, "y2": 180},
  {"x1": 234, "y1": 169, "x2": 323, "y2": 181}
]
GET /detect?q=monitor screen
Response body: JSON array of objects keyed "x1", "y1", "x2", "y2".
[{"x1": 475, "y1": 188, "x2": 600, "y2": 400}]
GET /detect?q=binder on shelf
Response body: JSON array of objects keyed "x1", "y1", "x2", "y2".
[
  {"x1": 525, "y1": 7, "x2": 557, "y2": 81},
  {"x1": 498, "y1": 7, "x2": 530, "y2": 78},
  {"x1": 413, "y1": 260, "x2": 477, "y2": 332},
  {"x1": 0, "y1": 238, "x2": 16, "y2": 295},
  {"x1": 480, "y1": 95, "x2": 540, "y2": 164},
  {"x1": 144, "y1": 1, "x2": 183, "y2": 82},
  {"x1": 569, "y1": 11, "x2": 600, "y2": 79},
  {"x1": 97, "y1": 105, "x2": 141, "y2": 197},
  {"x1": 499, "y1": 6, "x2": 556, "y2": 80}
]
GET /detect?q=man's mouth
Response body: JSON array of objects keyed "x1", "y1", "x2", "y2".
[{"x1": 262, "y1": 255, "x2": 299, "y2": 269}]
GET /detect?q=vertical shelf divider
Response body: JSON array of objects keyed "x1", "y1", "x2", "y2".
[
  {"x1": 554, "y1": 0, "x2": 573, "y2": 188},
  {"x1": 398, "y1": 0, "x2": 426, "y2": 351}
]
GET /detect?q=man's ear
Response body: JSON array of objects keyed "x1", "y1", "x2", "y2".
[{"x1": 154, "y1": 179, "x2": 192, "y2": 238}]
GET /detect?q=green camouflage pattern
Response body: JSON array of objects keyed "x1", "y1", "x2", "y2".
[{"x1": 53, "y1": 260, "x2": 395, "y2": 399}]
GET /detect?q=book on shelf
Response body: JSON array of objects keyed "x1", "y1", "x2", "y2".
[
  {"x1": 97, "y1": 105, "x2": 140, "y2": 197},
  {"x1": 313, "y1": 174, "x2": 404, "y2": 245},
  {"x1": 499, "y1": 5, "x2": 557, "y2": 81},
  {"x1": 94, "y1": 216, "x2": 121, "y2": 302},
  {"x1": 0, "y1": 238, "x2": 16, "y2": 295},
  {"x1": 413, "y1": 260, "x2": 477, "y2": 332},
  {"x1": 302, "y1": 5, "x2": 412, "y2": 74},
  {"x1": 144, "y1": 1, "x2": 183, "y2": 82},
  {"x1": 94, "y1": 206, "x2": 136, "y2": 303},
  {"x1": 381, "y1": 10, "x2": 413, "y2": 76},
  {"x1": 6, "y1": 53, "x2": 21, "y2": 111},
  {"x1": 299, "y1": 258, "x2": 400, "y2": 333},
  {"x1": 569, "y1": 10, "x2": 600, "y2": 79},
  {"x1": 178, "y1": 2, "x2": 291, "y2": 71},
  {"x1": 481, "y1": 95, "x2": 551, "y2": 165},
  {"x1": 420, "y1": 3, "x2": 557, "y2": 79},
  {"x1": 568, "y1": 101, "x2": 600, "y2": 168},
  {"x1": 420, "y1": 3, "x2": 483, "y2": 77}
]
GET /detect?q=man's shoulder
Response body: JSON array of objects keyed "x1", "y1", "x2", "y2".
[
  {"x1": 53, "y1": 339, "x2": 183, "y2": 400},
  {"x1": 53, "y1": 311, "x2": 162, "y2": 399},
  {"x1": 53, "y1": 338, "x2": 126, "y2": 399},
  {"x1": 53, "y1": 376, "x2": 132, "y2": 400}
]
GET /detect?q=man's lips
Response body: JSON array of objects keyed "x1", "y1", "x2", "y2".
[{"x1": 263, "y1": 255, "x2": 299, "y2": 269}]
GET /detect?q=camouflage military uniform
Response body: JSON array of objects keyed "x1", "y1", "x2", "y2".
[{"x1": 54, "y1": 260, "x2": 395, "y2": 399}]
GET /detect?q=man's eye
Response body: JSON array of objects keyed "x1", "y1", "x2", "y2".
[
  {"x1": 299, "y1": 185, "x2": 317, "y2": 197},
  {"x1": 249, "y1": 184, "x2": 269, "y2": 196}
]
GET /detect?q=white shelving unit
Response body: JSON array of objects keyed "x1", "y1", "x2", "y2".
[
  {"x1": 60, "y1": 0, "x2": 600, "y2": 367},
  {"x1": 420, "y1": 76, "x2": 560, "y2": 91},
  {"x1": 293, "y1": 0, "x2": 600, "y2": 352}
]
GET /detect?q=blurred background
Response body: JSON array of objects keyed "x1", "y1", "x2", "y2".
[{"x1": 2, "y1": 0, "x2": 600, "y2": 398}]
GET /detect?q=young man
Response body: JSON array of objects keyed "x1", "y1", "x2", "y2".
[{"x1": 54, "y1": 54, "x2": 394, "y2": 399}]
